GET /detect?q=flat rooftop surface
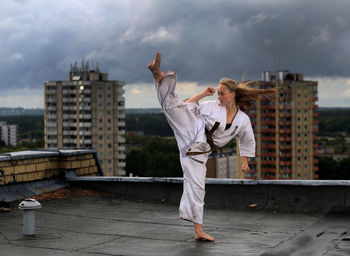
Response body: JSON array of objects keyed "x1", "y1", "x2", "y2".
[{"x1": 0, "y1": 187, "x2": 349, "y2": 256}]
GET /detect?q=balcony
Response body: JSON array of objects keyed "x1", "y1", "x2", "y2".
[
  {"x1": 261, "y1": 152, "x2": 276, "y2": 157},
  {"x1": 63, "y1": 131, "x2": 76, "y2": 135},
  {"x1": 279, "y1": 113, "x2": 292, "y2": 118},
  {"x1": 278, "y1": 105, "x2": 292, "y2": 110},
  {"x1": 261, "y1": 105, "x2": 275, "y2": 110},
  {"x1": 261, "y1": 144, "x2": 276, "y2": 149},
  {"x1": 118, "y1": 153, "x2": 126, "y2": 159},
  {"x1": 261, "y1": 121, "x2": 276, "y2": 125},
  {"x1": 63, "y1": 139, "x2": 77, "y2": 144},
  {"x1": 118, "y1": 145, "x2": 126, "y2": 151},
  {"x1": 261, "y1": 129, "x2": 276, "y2": 133},
  {"x1": 46, "y1": 98, "x2": 56, "y2": 103},
  {"x1": 63, "y1": 106, "x2": 76, "y2": 111},
  {"x1": 280, "y1": 161, "x2": 292, "y2": 166},
  {"x1": 118, "y1": 136, "x2": 126, "y2": 143},
  {"x1": 79, "y1": 123, "x2": 92, "y2": 128},
  {"x1": 261, "y1": 160, "x2": 275, "y2": 165},
  {"x1": 261, "y1": 113, "x2": 276, "y2": 118},
  {"x1": 47, "y1": 114, "x2": 57, "y2": 119},
  {"x1": 261, "y1": 136, "x2": 276, "y2": 141},
  {"x1": 80, "y1": 139, "x2": 92, "y2": 144},
  {"x1": 63, "y1": 114, "x2": 76, "y2": 119},
  {"x1": 279, "y1": 121, "x2": 292, "y2": 125},
  {"x1": 279, "y1": 145, "x2": 292, "y2": 150},
  {"x1": 79, "y1": 131, "x2": 92, "y2": 136},
  {"x1": 62, "y1": 89, "x2": 76, "y2": 94},
  {"x1": 118, "y1": 161, "x2": 126, "y2": 168},
  {"x1": 279, "y1": 129, "x2": 292, "y2": 134},
  {"x1": 118, "y1": 130, "x2": 126, "y2": 135},
  {"x1": 63, "y1": 122, "x2": 77, "y2": 127},
  {"x1": 79, "y1": 114, "x2": 92, "y2": 119},
  {"x1": 47, "y1": 123, "x2": 57, "y2": 128},
  {"x1": 280, "y1": 169, "x2": 293, "y2": 174},
  {"x1": 63, "y1": 98, "x2": 76, "y2": 103},
  {"x1": 279, "y1": 137, "x2": 292, "y2": 142}
]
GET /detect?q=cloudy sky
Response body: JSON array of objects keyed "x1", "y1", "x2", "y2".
[{"x1": 0, "y1": 0, "x2": 349, "y2": 108}]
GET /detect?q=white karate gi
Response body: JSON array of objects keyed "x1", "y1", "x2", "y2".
[{"x1": 155, "y1": 71, "x2": 255, "y2": 224}]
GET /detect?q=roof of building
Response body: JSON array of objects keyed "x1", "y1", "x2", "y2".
[
  {"x1": 2, "y1": 186, "x2": 349, "y2": 256},
  {"x1": 1, "y1": 181, "x2": 350, "y2": 255}
]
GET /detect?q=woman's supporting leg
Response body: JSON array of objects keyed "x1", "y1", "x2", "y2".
[{"x1": 179, "y1": 155, "x2": 215, "y2": 242}]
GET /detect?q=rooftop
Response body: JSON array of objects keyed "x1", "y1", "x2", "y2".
[{"x1": 1, "y1": 185, "x2": 350, "y2": 256}]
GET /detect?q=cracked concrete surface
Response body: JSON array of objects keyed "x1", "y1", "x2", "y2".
[{"x1": 0, "y1": 193, "x2": 349, "y2": 256}]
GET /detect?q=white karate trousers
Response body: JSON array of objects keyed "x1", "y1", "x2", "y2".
[{"x1": 155, "y1": 71, "x2": 209, "y2": 224}]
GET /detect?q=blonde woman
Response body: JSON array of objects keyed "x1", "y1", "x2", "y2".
[{"x1": 148, "y1": 52, "x2": 275, "y2": 241}]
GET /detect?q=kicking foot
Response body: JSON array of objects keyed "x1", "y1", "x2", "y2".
[
  {"x1": 147, "y1": 52, "x2": 162, "y2": 82},
  {"x1": 195, "y1": 231, "x2": 215, "y2": 242},
  {"x1": 147, "y1": 52, "x2": 161, "y2": 72}
]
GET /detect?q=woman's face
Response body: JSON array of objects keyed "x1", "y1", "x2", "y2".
[{"x1": 217, "y1": 83, "x2": 235, "y2": 107}]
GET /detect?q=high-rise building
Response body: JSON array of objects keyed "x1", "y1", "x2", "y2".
[
  {"x1": 237, "y1": 71, "x2": 319, "y2": 180},
  {"x1": 44, "y1": 61, "x2": 126, "y2": 176},
  {"x1": 0, "y1": 121, "x2": 19, "y2": 146}
]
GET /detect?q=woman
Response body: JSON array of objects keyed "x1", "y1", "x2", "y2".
[{"x1": 148, "y1": 52, "x2": 275, "y2": 241}]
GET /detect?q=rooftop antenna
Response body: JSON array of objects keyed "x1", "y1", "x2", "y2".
[{"x1": 241, "y1": 71, "x2": 247, "y2": 83}]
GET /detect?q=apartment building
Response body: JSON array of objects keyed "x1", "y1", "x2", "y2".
[
  {"x1": 44, "y1": 61, "x2": 126, "y2": 176},
  {"x1": 0, "y1": 121, "x2": 19, "y2": 146},
  {"x1": 237, "y1": 71, "x2": 319, "y2": 180}
]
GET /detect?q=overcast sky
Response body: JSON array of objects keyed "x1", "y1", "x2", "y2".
[{"x1": 0, "y1": 0, "x2": 349, "y2": 108}]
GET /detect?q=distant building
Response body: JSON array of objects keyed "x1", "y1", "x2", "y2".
[
  {"x1": 44, "y1": 61, "x2": 126, "y2": 176},
  {"x1": 206, "y1": 152, "x2": 237, "y2": 178},
  {"x1": 0, "y1": 121, "x2": 19, "y2": 146},
  {"x1": 237, "y1": 71, "x2": 319, "y2": 180}
]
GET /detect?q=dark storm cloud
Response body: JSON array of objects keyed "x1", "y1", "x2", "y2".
[{"x1": 0, "y1": 0, "x2": 350, "y2": 91}]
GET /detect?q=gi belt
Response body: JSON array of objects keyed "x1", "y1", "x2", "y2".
[{"x1": 186, "y1": 122, "x2": 220, "y2": 156}]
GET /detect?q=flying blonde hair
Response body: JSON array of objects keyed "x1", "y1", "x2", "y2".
[{"x1": 219, "y1": 77, "x2": 276, "y2": 113}]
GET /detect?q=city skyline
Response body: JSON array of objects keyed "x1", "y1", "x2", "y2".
[{"x1": 0, "y1": 0, "x2": 349, "y2": 108}]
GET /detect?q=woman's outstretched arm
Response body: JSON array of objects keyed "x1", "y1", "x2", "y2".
[{"x1": 185, "y1": 87, "x2": 216, "y2": 103}]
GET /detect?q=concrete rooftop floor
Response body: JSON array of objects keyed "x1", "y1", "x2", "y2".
[{"x1": 1, "y1": 187, "x2": 350, "y2": 256}]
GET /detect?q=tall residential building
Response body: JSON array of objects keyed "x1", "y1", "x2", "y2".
[
  {"x1": 237, "y1": 71, "x2": 319, "y2": 180},
  {"x1": 44, "y1": 61, "x2": 126, "y2": 176},
  {"x1": 0, "y1": 121, "x2": 19, "y2": 146}
]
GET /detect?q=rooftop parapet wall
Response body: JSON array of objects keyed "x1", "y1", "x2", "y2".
[
  {"x1": 0, "y1": 149, "x2": 102, "y2": 186},
  {"x1": 68, "y1": 177, "x2": 350, "y2": 213}
]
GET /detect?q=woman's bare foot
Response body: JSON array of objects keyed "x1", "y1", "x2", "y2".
[
  {"x1": 147, "y1": 52, "x2": 162, "y2": 82},
  {"x1": 194, "y1": 223, "x2": 215, "y2": 242},
  {"x1": 195, "y1": 231, "x2": 215, "y2": 242}
]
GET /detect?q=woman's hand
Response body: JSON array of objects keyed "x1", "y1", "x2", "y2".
[
  {"x1": 202, "y1": 87, "x2": 215, "y2": 97},
  {"x1": 242, "y1": 157, "x2": 250, "y2": 173},
  {"x1": 242, "y1": 163, "x2": 250, "y2": 173}
]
